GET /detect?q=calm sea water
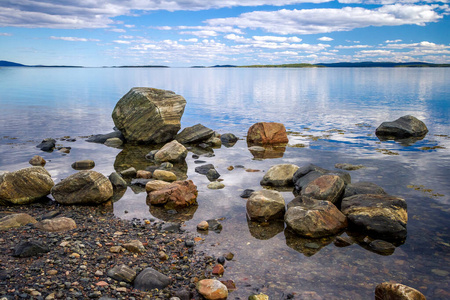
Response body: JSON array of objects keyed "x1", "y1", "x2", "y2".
[{"x1": 0, "y1": 67, "x2": 449, "y2": 299}]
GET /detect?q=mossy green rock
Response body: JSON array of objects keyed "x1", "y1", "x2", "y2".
[
  {"x1": 0, "y1": 167, "x2": 54, "y2": 205},
  {"x1": 112, "y1": 87, "x2": 186, "y2": 144}
]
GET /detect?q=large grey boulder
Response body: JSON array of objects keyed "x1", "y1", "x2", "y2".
[
  {"x1": 112, "y1": 87, "x2": 186, "y2": 144},
  {"x1": 260, "y1": 164, "x2": 299, "y2": 187},
  {"x1": 341, "y1": 194, "x2": 407, "y2": 241},
  {"x1": 285, "y1": 197, "x2": 347, "y2": 238},
  {"x1": 376, "y1": 115, "x2": 428, "y2": 139},
  {"x1": 246, "y1": 190, "x2": 286, "y2": 222},
  {"x1": 51, "y1": 171, "x2": 113, "y2": 205},
  {"x1": 0, "y1": 167, "x2": 54, "y2": 205},
  {"x1": 175, "y1": 123, "x2": 215, "y2": 144}
]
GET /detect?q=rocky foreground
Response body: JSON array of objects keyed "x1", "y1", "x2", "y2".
[{"x1": 0, "y1": 201, "x2": 220, "y2": 300}]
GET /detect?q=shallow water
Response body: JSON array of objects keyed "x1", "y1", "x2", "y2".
[{"x1": 0, "y1": 67, "x2": 449, "y2": 299}]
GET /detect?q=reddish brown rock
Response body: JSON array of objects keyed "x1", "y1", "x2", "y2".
[
  {"x1": 301, "y1": 174, "x2": 345, "y2": 204},
  {"x1": 146, "y1": 180, "x2": 198, "y2": 208},
  {"x1": 136, "y1": 170, "x2": 152, "y2": 179},
  {"x1": 247, "y1": 122, "x2": 289, "y2": 145},
  {"x1": 375, "y1": 282, "x2": 426, "y2": 300},
  {"x1": 197, "y1": 279, "x2": 228, "y2": 300},
  {"x1": 212, "y1": 264, "x2": 224, "y2": 276}
]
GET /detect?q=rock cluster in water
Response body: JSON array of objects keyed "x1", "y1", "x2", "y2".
[{"x1": 3, "y1": 87, "x2": 430, "y2": 299}]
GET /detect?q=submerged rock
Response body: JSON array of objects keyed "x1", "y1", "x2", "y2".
[
  {"x1": 341, "y1": 194, "x2": 407, "y2": 241},
  {"x1": 51, "y1": 171, "x2": 113, "y2": 205},
  {"x1": 71, "y1": 159, "x2": 95, "y2": 170},
  {"x1": 112, "y1": 87, "x2": 186, "y2": 144},
  {"x1": 0, "y1": 166, "x2": 54, "y2": 205},
  {"x1": 376, "y1": 115, "x2": 428, "y2": 139},
  {"x1": 86, "y1": 131, "x2": 124, "y2": 143},
  {"x1": 375, "y1": 282, "x2": 426, "y2": 300},
  {"x1": 220, "y1": 133, "x2": 238, "y2": 147},
  {"x1": 247, "y1": 122, "x2": 289, "y2": 145}
]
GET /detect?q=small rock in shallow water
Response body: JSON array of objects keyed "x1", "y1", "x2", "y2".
[
  {"x1": 71, "y1": 159, "x2": 96, "y2": 170},
  {"x1": 212, "y1": 264, "x2": 224, "y2": 276},
  {"x1": 368, "y1": 240, "x2": 396, "y2": 255},
  {"x1": 333, "y1": 236, "x2": 354, "y2": 247},
  {"x1": 207, "y1": 182, "x2": 225, "y2": 190},
  {"x1": 197, "y1": 221, "x2": 209, "y2": 231},
  {"x1": 29, "y1": 155, "x2": 46, "y2": 166},
  {"x1": 335, "y1": 163, "x2": 365, "y2": 170},
  {"x1": 240, "y1": 189, "x2": 254, "y2": 198}
]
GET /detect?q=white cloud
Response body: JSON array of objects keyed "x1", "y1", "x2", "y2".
[
  {"x1": 206, "y1": 4, "x2": 444, "y2": 35},
  {"x1": 180, "y1": 30, "x2": 218, "y2": 37},
  {"x1": 0, "y1": 1, "x2": 333, "y2": 29},
  {"x1": 318, "y1": 36, "x2": 333, "y2": 41},
  {"x1": 179, "y1": 38, "x2": 199, "y2": 42},
  {"x1": 385, "y1": 39, "x2": 402, "y2": 43},
  {"x1": 108, "y1": 28, "x2": 126, "y2": 33},
  {"x1": 119, "y1": 35, "x2": 134, "y2": 39},
  {"x1": 124, "y1": 25, "x2": 135, "y2": 28},
  {"x1": 357, "y1": 49, "x2": 392, "y2": 56},
  {"x1": 335, "y1": 44, "x2": 371, "y2": 49},
  {"x1": 0, "y1": 33, "x2": 12, "y2": 36},
  {"x1": 50, "y1": 36, "x2": 100, "y2": 42},
  {"x1": 113, "y1": 40, "x2": 131, "y2": 44},
  {"x1": 252, "y1": 36, "x2": 302, "y2": 42}
]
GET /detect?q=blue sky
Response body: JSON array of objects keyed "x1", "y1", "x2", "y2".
[{"x1": 0, "y1": 0, "x2": 449, "y2": 67}]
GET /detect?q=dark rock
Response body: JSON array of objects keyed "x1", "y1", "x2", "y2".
[
  {"x1": 333, "y1": 236, "x2": 354, "y2": 247},
  {"x1": 112, "y1": 87, "x2": 186, "y2": 144},
  {"x1": 368, "y1": 240, "x2": 396, "y2": 255},
  {"x1": 195, "y1": 164, "x2": 216, "y2": 175},
  {"x1": 175, "y1": 123, "x2": 215, "y2": 144},
  {"x1": 13, "y1": 240, "x2": 50, "y2": 257},
  {"x1": 36, "y1": 138, "x2": 56, "y2": 151},
  {"x1": 130, "y1": 178, "x2": 151, "y2": 187},
  {"x1": 334, "y1": 163, "x2": 365, "y2": 171},
  {"x1": 240, "y1": 189, "x2": 255, "y2": 198},
  {"x1": 160, "y1": 222, "x2": 181, "y2": 233},
  {"x1": 120, "y1": 167, "x2": 137, "y2": 178},
  {"x1": 344, "y1": 181, "x2": 386, "y2": 198},
  {"x1": 376, "y1": 115, "x2": 428, "y2": 139},
  {"x1": 86, "y1": 131, "x2": 124, "y2": 143},
  {"x1": 341, "y1": 194, "x2": 407, "y2": 241},
  {"x1": 220, "y1": 133, "x2": 238, "y2": 147},
  {"x1": 145, "y1": 150, "x2": 158, "y2": 160},
  {"x1": 134, "y1": 267, "x2": 171, "y2": 291},
  {"x1": 206, "y1": 169, "x2": 220, "y2": 181}
]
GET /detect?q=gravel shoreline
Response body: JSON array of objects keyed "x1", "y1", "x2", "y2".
[{"x1": 0, "y1": 199, "x2": 216, "y2": 300}]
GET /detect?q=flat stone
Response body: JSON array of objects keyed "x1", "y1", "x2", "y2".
[
  {"x1": 344, "y1": 181, "x2": 386, "y2": 198},
  {"x1": 35, "y1": 217, "x2": 77, "y2": 232},
  {"x1": 207, "y1": 182, "x2": 225, "y2": 190},
  {"x1": 145, "y1": 180, "x2": 171, "y2": 193},
  {"x1": 0, "y1": 213, "x2": 38, "y2": 230},
  {"x1": 107, "y1": 264, "x2": 136, "y2": 283},
  {"x1": 260, "y1": 164, "x2": 299, "y2": 187},
  {"x1": 175, "y1": 123, "x2": 215, "y2": 144},
  {"x1": 301, "y1": 174, "x2": 345, "y2": 204}
]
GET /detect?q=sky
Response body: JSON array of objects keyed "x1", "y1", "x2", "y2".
[{"x1": 0, "y1": 0, "x2": 449, "y2": 67}]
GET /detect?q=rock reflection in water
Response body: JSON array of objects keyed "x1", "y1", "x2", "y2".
[
  {"x1": 247, "y1": 143, "x2": 286, "y2": 159},
  {"x1": 149, "y1": 204, "x2": 198, "y2": 222},
  {"x1": 111, "y1": 187, "x2": 127, "y2": 202},
  {"x1": 284, "y1": 227, "x2": 336, "y2": 257},
  {"x1": 247, "y1": 218, "x2": 285, "y2": 240}
]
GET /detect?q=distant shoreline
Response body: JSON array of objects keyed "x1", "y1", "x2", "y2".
[{"x1": 1, "y1": 60, "x2": 449, "y2": 68}]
